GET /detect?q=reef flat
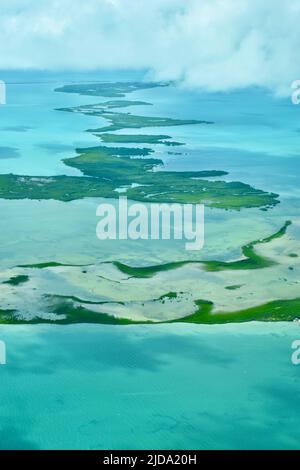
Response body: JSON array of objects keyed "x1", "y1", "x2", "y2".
[
  {"x1": 15, "y1": 221, "x2": 291, "y2": 284},
  {"x1": 110, "y1": 220, "x2": 291, "y2": 276},
  {"x1": 0, "y1": 219, "x2": 297, "y2": 325},
  {"x1": 16, "y1": 220, "x2": 291, "y2": 274},
  {"x1": 1, "y1": 292, "x2": 299, "y2": 326}
]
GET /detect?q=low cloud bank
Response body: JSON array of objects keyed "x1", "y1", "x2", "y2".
[{"x1": 0, "y1": 0, "x2": 299, "y2": 94}]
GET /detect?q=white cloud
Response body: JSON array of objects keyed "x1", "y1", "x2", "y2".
[{"x1": 0, "y1": 0, "x2": 299, "y2": 94}]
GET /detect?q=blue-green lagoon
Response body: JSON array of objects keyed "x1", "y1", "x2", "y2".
[
  {"x1": 0, "y1": 71, "x2": 300, "y2": 448},
  {"x1": 1, "y1": 322, "x2": 300, "y2": 450}
]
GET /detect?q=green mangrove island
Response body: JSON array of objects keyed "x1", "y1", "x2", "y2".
[
  {"x1": 0, "y1": 81, "x2": 279, "y2": 210},
  {"x1": 0, "y1": 142, "x2": 278, "y2": 209}
]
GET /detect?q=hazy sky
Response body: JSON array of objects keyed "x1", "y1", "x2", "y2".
[{"x1": 0, "y1": 0, "x2": 299, "y2": 94}]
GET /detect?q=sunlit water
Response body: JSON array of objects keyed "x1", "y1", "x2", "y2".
[{"x1": 1, "y1": 322, "x2": 300, "y2": 450}]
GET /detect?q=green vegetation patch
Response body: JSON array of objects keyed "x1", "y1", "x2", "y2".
[
  {"x1": 0, "y1": 81, "x2": 280, "y2": 211},
  {"x1": 48, "y1": 298, "x2": 139, "y2": 324},
  {"x1": 225, "y1": 284, "x2": 243, "y2": 290},
  {"x1": 57, "y1": 101, "x2": 152, "y2": 116},
  {"x1": 173, "y1": 297, "x2": 300, "y2": 324},
  {"x1": 112, "y1": 221, "x2": 291, "y2": 277},
  {"x1": 62, "y1": 145, "x2": 277, "y2": 208},
  {"x1": 90, "y1": 100, "x2": 152, "y2": 109},
  {"x1": 55, "y1": 81, "x2": 166, "y2": 98},
  {"x1": 86, "y1": 112, "x2": 210, "y2": 133},
  {"x1": 2, "y1": 275, "x2": 29, "y2": 286},
  {"x1": 58, "y1": 101, "x2": 211, "y2": 133},
  {"x1": 17, "y1": 261, "x2": 90, "y2": 269},
  {"x1": 63, "y1": 145, "x2": 226, "y2": 180},
  {"x1": 0, "y1": 173, "x2": 116, "y2": 201},
  {"x1": 0, "y1": 297, "x2": 148, "y2": 325},
  {"x1": 1, "y1": 294, "x2": 299, "y2": 325},
  {"x1": 0, "y1": 309, "x2": 19, "y2": 324},
  {"x1": 158, "y1": 292, "x2": 178, "y2": 301},
  {"x1": 0, "y1": 143, "x2": 276, "y2": 209},
  {"x1": 96, "y1": 133, "x2": 184, "y2": 146}
]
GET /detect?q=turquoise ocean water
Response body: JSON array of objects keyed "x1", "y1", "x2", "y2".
[
  {"x1": 0, "y1": 70, "x2": 299, "y2": 449},
  {"x1": 0, "y1": 322, "x2": 300, "y2": 450}
]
